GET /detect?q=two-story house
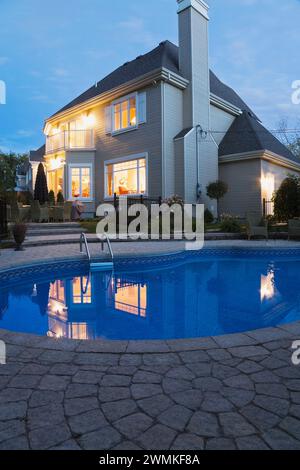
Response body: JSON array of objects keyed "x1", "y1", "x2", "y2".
[{"x1": 30, "y1": 0, "x2": 300, "y2": 218}]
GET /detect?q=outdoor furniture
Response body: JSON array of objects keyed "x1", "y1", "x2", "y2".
[
  {"x1": 30, "y1": 201, "x2": 49, "y2": 223},
  {"x1": 9, "y1": 201, "x2": 29, "y2": 222},
  {"x1": 52, "y1": 202, "x2": 72, "y2": 222},
  {"x1": 288, "y1": 219, "x2": 300, "y2": 240},
  {"x1": 246, "y1": 212, "x2": 268, "y2": 240}
]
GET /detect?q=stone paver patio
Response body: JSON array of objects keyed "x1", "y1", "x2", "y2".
[{"x1": 0, "y1": 241, "x2": 300, "y2": 450}]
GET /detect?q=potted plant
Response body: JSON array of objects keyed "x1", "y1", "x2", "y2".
[
  {"x1": 12, "y1": 223, "x2": 27, "y2": 251},
  {"x1": 57, "y1": 191, "x2": 65, "y2": 205},
  {"x1": 48, "y1": 190, "x2": 55, "y2": 206}
]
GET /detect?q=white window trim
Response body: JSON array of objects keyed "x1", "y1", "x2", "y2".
[
  {"x1": 68, "y1": 163, "x2": 93, "y2": 202},
  {"x1": 111, "y1": 92, "x2": 139, "y2": 135},
  {"x1": 104, "y1": 152, "x2": 148, "y2": 200}
]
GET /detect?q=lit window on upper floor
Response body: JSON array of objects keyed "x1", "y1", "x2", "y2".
[{"x1": 113, "y1": 95, "x2": 137, "y2": 133}]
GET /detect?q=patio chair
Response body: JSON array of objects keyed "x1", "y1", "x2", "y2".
[
  {"x1": 30, "y1": 201, "x2": 49, "y2": 223},
  {"x1": 53, "y1": 202, "x2": 72, "y2": 222},
  {"x1": 246, "y1": 212, "x2": 268, "y2": 240},
  {"x1": 63, "y1": 202, "x2": 73, "y2": 222},
  {"x1": 288, "y1": 219, "x2": 300, "y2": 240}
]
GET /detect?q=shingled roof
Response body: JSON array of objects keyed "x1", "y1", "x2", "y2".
[
  {"x1": 219, "y1": 111, "x2": 298, "y2": 163},
  {"x1": 50, "y1": 40, "x2": 257, "y2": 119},
  {"x1": 29, "y1": 145, "x2": 45, "y2": 162}
]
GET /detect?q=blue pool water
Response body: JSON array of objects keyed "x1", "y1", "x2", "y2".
[{"x1": 1, "y1": 251, "x2": 300, "y2": 340}]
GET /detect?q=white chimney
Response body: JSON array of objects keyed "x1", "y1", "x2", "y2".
[{"x1": 177, "y1": 0, "x2": 210, "y2": 130}]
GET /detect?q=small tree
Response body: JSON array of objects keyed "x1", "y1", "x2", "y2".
[
  {"x1": 274, "y1": 176, "x2": 300, "y2": 222},
  {"x1": 48, "y1": 190, "x2": 55, "y2": 206},
  {"x1": 34, "y1": 163, "x2": 49, "y2": 205},
  {"x1": 57, "y1": 191, "x2": 65, "y2": 205},
  {"x1": 206, "y1": 181, "x2": 228, "y2": 219}
]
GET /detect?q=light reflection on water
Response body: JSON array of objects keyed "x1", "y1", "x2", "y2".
[{"x1": 1, "y1": 256, "x2": 300, "y2": 340}]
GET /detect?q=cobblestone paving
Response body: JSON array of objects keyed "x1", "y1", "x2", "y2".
[
  {"x1": 1, "y1": 242, "x2": 300, "y2": 450},
  {"x1": 0, "y1": 327, "x2": 300, "y2": 450}
]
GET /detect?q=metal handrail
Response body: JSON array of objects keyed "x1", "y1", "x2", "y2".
[
  {"x1": 80, "y1": 233, "x2": 91, "y2": 262},
  {"x1": 100, "y1": 233, "x2": 114, "y2": 262}
]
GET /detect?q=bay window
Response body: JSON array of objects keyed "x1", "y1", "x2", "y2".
[
  {"x1": 69, "y1": 165, "x2": 92, "y2": 200},
  {"x1": 105, "y1": 155, "x2": 147, "y2": 197}
]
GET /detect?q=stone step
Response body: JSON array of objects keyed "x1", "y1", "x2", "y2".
[
  {"x1": 26, "y1": 223, "x2": 82, "y2": 230},
  {"x1": 27, "y1": 228, "x2": 86, "y2": 237}
]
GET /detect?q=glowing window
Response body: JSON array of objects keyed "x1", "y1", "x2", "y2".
[
  {"x1": 114, "y1": 283, "x2": 147, "y2": 317},
  {"x1": 72, "y1": 277, "x2": 92, "y2": 304},
  {"x1": 113, "y1": 95, "x2": 137, "y2": 132},
  {"x1": 69, "y1": 166, "x2": 91, "y2": 199},
  {"x1": 105, "y1": 157, "x2": 146, "y2": 197}
]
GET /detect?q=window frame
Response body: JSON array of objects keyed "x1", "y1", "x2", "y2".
[
  {"x1": 104, "y1": 153, "x2": 148, "y2": 200},
  {"x1": 68, "y1": 163, "x2": 93, "y2": 202},
  {"x1": 111, "y1": 92, "x2": 138, "y2": 135}
]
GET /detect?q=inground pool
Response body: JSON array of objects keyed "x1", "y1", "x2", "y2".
[{"x1": 1, "y1": 249, "x2": 300, "y2": 341}]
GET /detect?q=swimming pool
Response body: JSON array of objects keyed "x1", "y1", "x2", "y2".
[{"x1": 1, "y1": 249, "x2": 300, "y2": 341}]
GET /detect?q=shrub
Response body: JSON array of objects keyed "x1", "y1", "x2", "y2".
[
  {"x1": 17, "y1": 191, "x2": 33, "y2": 206},
  {"x1": 57, "y1": 191, "x2": 65, "y2": 205},
  {"x1": 273, "y1": 176, "x2": 300, "y2": 222},
  {"x1": 220, "y1": 214, "x2": 241, "y2": 233},
  {"x1": 163, "y1": 195, "x2": 184, "y2": 207},
  {"x1": 48, "y1": 190, "x2": 55, "y2": 206},
  {"x1": 34, "y1": 163, "x2": 49, "y2": 205},
  {"x1": 12, "y1": 223, "x2": 27, "y2": 251},
  {"x1": 204, "y1": 208, "x2": 214, "y2": 224},
  {"x1": 206, "y1": 181, "x2": 228, "y2": 219}
]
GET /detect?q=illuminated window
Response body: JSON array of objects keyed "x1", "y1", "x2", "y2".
[
  {"x1": 50, "y1": 280, "x2": 65, "y2": 303},
  {"x1": 113, "y1": 95, "x2": 137, "y2": 133},
  {"x1": 69, "y1": 323, "x2": 88, "y2": 340},
  {"x1": 69, "y1": 165, "x2": 92, "y2": 200},
  {"x1": 105, "y1": 156, "x2": 147, "y2": 197},
  {"x1": 72, "y1": 277, "x2": 92, "y2": 304},
  {"x1": 114, "y1": 282, "x2": 147, "y2": 317}
]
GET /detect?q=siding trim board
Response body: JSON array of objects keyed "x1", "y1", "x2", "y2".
[{"x1": 219, "y1": 150, "x2": 300, "y2": 172}]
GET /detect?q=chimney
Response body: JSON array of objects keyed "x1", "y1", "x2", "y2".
[{"x1": 177, "y1": 0, "x2": 210, "y2": 130}]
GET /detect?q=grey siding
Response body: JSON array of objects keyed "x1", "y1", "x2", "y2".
[
  {"x1": 93, "y1": 84, "x2": 163, "y2": 205},
  {"x1": 261, "y1": 160, "x2": 300, "y2": 190},
  {"x1": 219, "y1": 159, "x2": 262, "y2": 217},
  {"x1": 210, "y1": 105, "x2": 235, "y2": 145},
  {"x1": 162, "y1": 82, "x2": 183, "y2": 197}
]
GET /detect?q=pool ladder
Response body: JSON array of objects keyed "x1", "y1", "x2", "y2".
[{"x1": 80, "y1": 233, "x2": 114, "y2": 271}]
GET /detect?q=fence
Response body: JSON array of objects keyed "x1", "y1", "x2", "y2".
[
  {"x1": 113, "y1": 194, "x2": 162, "y2": 211},
  {"x1": 0, "y1": 199, "x2": 8, "y2": 238}
]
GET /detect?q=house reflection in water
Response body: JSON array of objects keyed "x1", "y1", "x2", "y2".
[
  {"x1": 47, "y1": 277, "x2": 93, "y2": 340},
  {"x1": 46, "y1": 274, "x2": 148, "y2": 340}
]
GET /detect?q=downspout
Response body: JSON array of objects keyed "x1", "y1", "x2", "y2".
[{"x1": 196, "y1": 124, "x2": 208, "y2": 203}]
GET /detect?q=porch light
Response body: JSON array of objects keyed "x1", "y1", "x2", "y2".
[
  {"x1": 48, "y1": 157, "x2": 65, "y2": 171},
  {"x1": 82, "y1": 112, "x2": 95, "y2": 129},
  {"x1": 261, "y1": 174, "x2": 275, "y2": 199}
]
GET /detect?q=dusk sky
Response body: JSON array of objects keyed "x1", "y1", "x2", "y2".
[{"x1": 0, "y1": 0, "x2": 299, "y2": 154}]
